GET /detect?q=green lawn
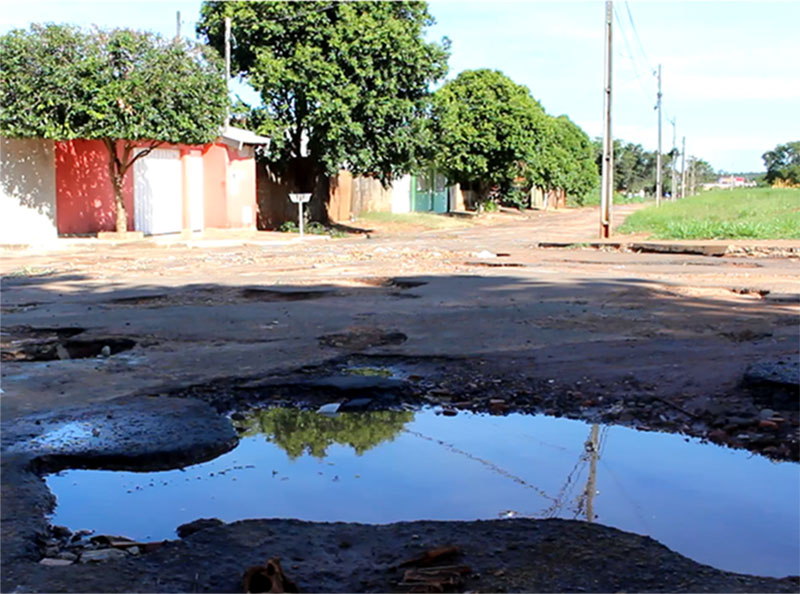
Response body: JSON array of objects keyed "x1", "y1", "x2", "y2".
[
  {"x1": 618, "y1": 187, "x2": 800, "y2": 239},
  {"x1": 568, "y1": 187, "x2": 653, "y2": 208}
]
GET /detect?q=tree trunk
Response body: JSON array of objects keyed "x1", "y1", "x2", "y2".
[{"x1": 113, "y1": 174, "x2": 127, "y2": 233}]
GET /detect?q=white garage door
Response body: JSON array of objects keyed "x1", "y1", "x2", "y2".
[{"x1": 134, "y1": 148, "x2": 182, "y2": 235}]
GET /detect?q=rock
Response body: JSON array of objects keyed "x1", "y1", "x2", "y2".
[
  {"x1": 759, "y1": 409, "x2": 776, "y2": 420},
  {"x1": 176, "y1": 518, "x2": 224, "y2": 539},
  {"x1": 56, "y1": 551, "x2": 78, "y2": 561},
  {"x1": 316, "y1": 402, "x2": 341, "y2": 417},
  {"x1": 39, "y1": 558, "x2": 73, "y2": 566},
  {"x1": 708, "y1": 429, "x2": 728, "y2": 442},
  {"x1": 339, "y1": 398, "x2": 373, "y2": 412},
  {"x1": 758, "y1": 420, "x2": 779, "y2": 429},
  {"x1": 79, "y1": 548, "x2": 127, "y2": 563},
  {"x1": 51, "y1": 525, "x2": 72, "y2": 539},
  {"x1": 100, "y1": 345, "x2": 111, "y2": 357},
  {"x1": 126, "y1": 546, "x2": 140, "y2": 556},
  {"x1": 743, "y1": 360, "x2": 799, "y2": 409}
]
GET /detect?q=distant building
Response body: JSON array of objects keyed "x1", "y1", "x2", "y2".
[{"x1": 702, "y1": 175, "x2": 757, "y2": 191}]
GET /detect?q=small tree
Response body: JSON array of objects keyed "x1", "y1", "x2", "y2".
[
  {"x1": 432, "y1": 69, "x2": 550, "y2": 205},
  {"x1": 0, "y1": 24, "x2": 228, "y2": 232},
  {"x1": 763, "y1": 141, "x2": 800, "y2": 187}
]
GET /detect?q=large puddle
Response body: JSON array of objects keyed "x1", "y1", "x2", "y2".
[{"x1": 47, "y1": 408, "x2": 799, "y2": 577}]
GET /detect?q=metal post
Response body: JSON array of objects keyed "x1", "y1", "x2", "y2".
[
  {"x1": 176, "y1": 11, "x2": 181, "y2": 39},
  {"x1": 680, "y1": 136, "x2": 687, "y2": 199},
  {"x1": 670, "y1": 118, "x2": 677, "y2": 200},
  {"x1": 600, "y1": 0, "x2": 613, "y2": 239},
  {"x1": 224, "y1": 17, "x2": 231, "y2": 127},
  {"x1": 655, "y1": 64, "x2": 662, "y2": 207},
  {"x1": 298, "y1": 202, "x2": 304, "y2": 238}
]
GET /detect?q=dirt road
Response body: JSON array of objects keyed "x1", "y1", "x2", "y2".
[{"x1": 2, "y1": 204, "x2": 798, "y2": 592}]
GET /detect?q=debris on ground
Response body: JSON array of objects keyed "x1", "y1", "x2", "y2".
[{"x1": 243, "y1": 557, "x2": 300, "y2": 593}]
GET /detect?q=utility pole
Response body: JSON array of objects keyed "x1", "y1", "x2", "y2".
[
  {"x1": 224, "y1": 17, "x2": 231, "y2": 128},
  {"x1": 175, "y1": 11, "x2": 181, "y2": 39},
  {"x1": 669, "y1": 118, "x2": 677, "y2": 200},
  {"x1": 655, "y1": 64, "x2": 662, "y2": 207},
  {"x1": 585, "y1": 424, "x2": 600, "y2": 523},
  {"x1": 600, "y1": 0, "x2": 614, "y2": 239},
  {"x1": 680, "y1": 136, "x2": 687, "y2": 199},
  {"x1": 689, "y1": 157, "x2": 696, "y2": 196}
]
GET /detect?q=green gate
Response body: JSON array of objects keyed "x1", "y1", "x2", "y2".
[{"x1": 411, "y1": 170, "x2": 448, "y2": 213}]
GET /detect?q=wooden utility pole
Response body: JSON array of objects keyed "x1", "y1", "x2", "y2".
[
  {"x1": 680, "y1": 136, "x2": 687, "y2": 199},
  {"x1": 224, "y1": 17, "x2": 231, "y2": 127},
  {"x1": 600, "y1": 1, "x2": 614, "y2": 238},
  {"x1": 669, "y1": 118, "x2": 677, "y2": 200},
  {"x1": 689, "y1": 157, "x2": 696, "y2": 196},
  {"x1": 655, "y1": 64, "x2": 662, "y2": 207}
]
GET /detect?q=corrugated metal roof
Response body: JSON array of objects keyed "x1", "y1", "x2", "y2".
[{"x1": 219, "y1": 125, "x2": 270, "y2": 146}]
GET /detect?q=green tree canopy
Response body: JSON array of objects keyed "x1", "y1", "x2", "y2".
[
  {"x1": 197, "y1": 1, "x2": 449, "y2": 185},
  {"x1": 0, "y1": 24, "x2": 228, "y2": 231},
  {"x1": 234, "y1": 408, "x2": 414, "y2": 459},
  {"x1": 763, "y1": 141, "x2": 800, "y2": 187},
  {"x1": 543, "y1": 115, "x2": 597, "y2": 201},
  {"x1": 432, "y1": 68, "x2": 550, "y2": 204}
]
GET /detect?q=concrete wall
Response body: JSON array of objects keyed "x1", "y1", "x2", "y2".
[
  {"x1": 224, "y1": 145, "x2": 256, "y2": 229},
  {"x1": 55, "y1": 139, "x2": 135, "y2": 235},
  {"x1": 0, "y1": 137, "x2": 58, "y2": 244},
  {"x1": 391, "y1": 175, "x2": 412, "y2": 214},
  {"x1": 202, "y1": 143, "x2": 228, "y2": 229}
]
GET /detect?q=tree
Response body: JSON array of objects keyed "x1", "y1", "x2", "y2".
[
  {"x1": 234, "y1": 408, "x2": 413, "y2": 459},
  {"x1": 0, "y1": 24, "x2": 228, "y2": 232},
  {"x1": 432, "y1": 69, "x2": 550, "y2": 205},
  {"x1": 197, "y1": 1, "x2": 449, "y2": 186},
  {"x1": 543, "y1": 115, "x2": 597, "y2": 204},
  {"x1": 763, "y1": 141, "x2": 800, "y2": 187}
]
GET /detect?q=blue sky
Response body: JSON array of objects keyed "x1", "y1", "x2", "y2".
[{"x1": 3, "y1": 0, "x2": 798, "y2": 172}]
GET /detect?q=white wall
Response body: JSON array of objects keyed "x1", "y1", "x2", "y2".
[
  {"x1": 391, "y1": 174, "x2": 412, "y2": 213},
  {"x1": 0, "y1": 137, "x2": 57, "y2": 244}
]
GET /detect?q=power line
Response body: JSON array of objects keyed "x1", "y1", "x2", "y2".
[
  {"x1": 613, "y1": 5, "x2": 652, "y2": 102},
  {"x1": 624, "y1": 0, "x2": 654, "y2": 73}
]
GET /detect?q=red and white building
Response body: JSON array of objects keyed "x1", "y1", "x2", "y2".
[{"x1": 1, "y1": 126, "x2": 268, "y2": 244}]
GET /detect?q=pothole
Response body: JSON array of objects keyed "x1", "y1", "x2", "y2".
[
  {"x1": 108, "y1": 294, "x2": 169, "y2": 306},
  {"x1": 44, "y1": 407, "x2": 799, "y2": 578},
  {"x1": 241, "y1": 288, "x2": 335, "y2": 301},
  {"x1": 319, "y1": 328, "x2": 408, "y2": 349},
  {"x1": 1, "y1": 337, "x2": 136, "y2": 362},
  {"x1": 467, "y1": 261, "x2": 525, "y2": 268}
]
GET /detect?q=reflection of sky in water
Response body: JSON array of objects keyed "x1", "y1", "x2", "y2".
[{"x1": 46, "y1": 410, "x2": 799, "y2": 578}]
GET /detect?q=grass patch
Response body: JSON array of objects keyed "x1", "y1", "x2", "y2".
[
  {"x1": 356, "y1": 211, "x2": 471, "y2": 230},
  {"x1": 618, "y1": 187, "x2": 800, "y2": 239},
  {"x1": 569, "y1": 187, "x2": 653, "y2": 208}
]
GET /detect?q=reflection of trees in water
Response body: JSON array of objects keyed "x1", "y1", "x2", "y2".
[{"x1": 234, "y1": 408, "x2": 415, "y2": 459}]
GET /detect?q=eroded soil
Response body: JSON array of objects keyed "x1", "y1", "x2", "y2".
[{"x1": 2, "y1": 205, "x2": 799, "y2": 592}]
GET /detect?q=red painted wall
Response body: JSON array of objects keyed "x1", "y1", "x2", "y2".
[
  {"x1": 55, "y1": 140, "x2": 134, "y2": 234},
  {"x1": 56, "y1": 138, "x2": 258, "y2": 235}
]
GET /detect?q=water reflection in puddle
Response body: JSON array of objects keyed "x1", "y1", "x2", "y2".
[{"x1": 47, "y1": 408, "x2": 799, "y2": 577}]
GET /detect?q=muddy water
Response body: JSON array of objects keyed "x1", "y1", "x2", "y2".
[{"x1": 46, "y1": 409, "x2": 799, "y2": 577}]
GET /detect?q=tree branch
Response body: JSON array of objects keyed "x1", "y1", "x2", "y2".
[{"x1": 123, "y1": 140, "x2": 165, "y2": 174}]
